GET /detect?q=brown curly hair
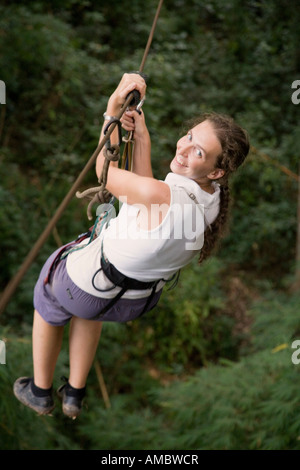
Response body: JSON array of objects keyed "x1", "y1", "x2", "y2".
[{"x1": 187, "y1": 112, "x2": 250, "y2": 263}]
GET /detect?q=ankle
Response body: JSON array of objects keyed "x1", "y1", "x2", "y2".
[
  {"x1": 31, "y1": 380, "x2": 52, "y2": 397},
  {"x1": 65, "y1": 381, "x2": 86, "y2": 400}
]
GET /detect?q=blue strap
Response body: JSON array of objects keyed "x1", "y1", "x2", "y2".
[{"x1": 60, "y1": 198, "x2": 115, "y2": 260}]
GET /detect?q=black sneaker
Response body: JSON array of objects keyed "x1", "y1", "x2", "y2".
[
  {"x1": 13, "y1": 377, "x2": 55, "y2": 415},
  {"x1": 57, "y1": 376, "x2": 86, "y2": 419}
]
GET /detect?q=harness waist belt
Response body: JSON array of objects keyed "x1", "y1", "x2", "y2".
[
  {"x1": 101, "y1": 251, "x2": 159, "y2": 291},
  {"x1": 96, "y1": 248, "x2": 161, "y2": 318}
]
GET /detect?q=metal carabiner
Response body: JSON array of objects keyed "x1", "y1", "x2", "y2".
[{"x1": 135, "y1": 95, "x2": 146, "y2": 115}]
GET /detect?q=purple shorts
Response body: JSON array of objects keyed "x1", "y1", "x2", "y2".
[{"x1": 33, "y1": 245, "x2": 162, "y2": 327}]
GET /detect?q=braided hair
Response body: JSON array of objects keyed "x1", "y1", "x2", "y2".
[{"x1": 187, "y1": 113, "x2": 250, "y2": 263}]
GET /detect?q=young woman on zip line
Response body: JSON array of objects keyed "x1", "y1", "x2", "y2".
[{"x1": 13, "y1": 73, "x2": 250, "y2": 418}]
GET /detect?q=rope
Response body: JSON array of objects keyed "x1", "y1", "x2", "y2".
[
  {"x1": 120, "y1": 0, "x2": 164, "y2": 170},
  {"x1": 76, "y1": 144, "x2": 120, "y2": 220},
  {"x1": 139, "y1": 0, "x2": 164, "y2": 73},
  {"x1": 75, "y1": 0, "x2": 165, "y2": 219},
  {"x1": 0, "y1": 0, "x2": 164, "y2": 315}
]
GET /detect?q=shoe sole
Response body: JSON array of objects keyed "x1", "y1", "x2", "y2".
[
  {"x1": 57, "y1": 386, "x2": 82, "y2": 419},
  {"x1": 62, "y1": 403, "x2": 82, "y2": 420}
]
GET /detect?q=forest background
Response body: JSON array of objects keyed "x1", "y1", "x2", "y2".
[{"x1": 0, "y1": 0, "x2": 300, "y2": 451}]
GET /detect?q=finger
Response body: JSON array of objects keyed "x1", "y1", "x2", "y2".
[
  {"x1": 121, "y1": 123, "x2": 135, "y2": 132},
  {"x1": 121, "y1": 122, "x2": 135, "y2": 132},
  {"x1": 120, "y1": 77, "x2": 146, "y2": 100},
  {"x1": 121, "y1": 112, "x2": 134, "y2": 124},
  {"x1": 123, "y1": 72, "x2": 146, "y2": 88},
  {"x1": 119, "y1": 83, "x2": 138, "y2": 101},
  {"x1": 121, "y1": 114, "x2": 135, "y2": 131},
  {"x1": 123, "y1": 110, "x2": 134, "y2": 118}
]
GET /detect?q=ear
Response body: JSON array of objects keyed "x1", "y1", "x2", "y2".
[{"x1": 207, "y1": 168, "x2": 225, "y2": 180}]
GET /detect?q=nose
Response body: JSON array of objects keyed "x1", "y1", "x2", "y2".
[{"x1": 177, "y1": 135, "x2": 191, "y2": 154}]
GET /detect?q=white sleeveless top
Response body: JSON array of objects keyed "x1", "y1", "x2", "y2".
[{"x1": 66, "y1": 173, "x2": 220, "y2": 299}]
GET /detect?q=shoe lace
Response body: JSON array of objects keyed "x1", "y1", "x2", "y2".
[{"x1": 19, "y1": 377, "x2": 33, "y2": 388}]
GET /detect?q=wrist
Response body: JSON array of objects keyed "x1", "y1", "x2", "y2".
[
  {"x1": 106, "y1": 96, "x2": 121, "y2": 116},
  {"x1": 103, "y1": 112, "x2": 117, "y2": 121},
  {"x1": 133, "y1": 134, "x2": 151, "y2": 151},
  {"x1": 133, "y1": 127, "x2": 151, "y2": 142}
]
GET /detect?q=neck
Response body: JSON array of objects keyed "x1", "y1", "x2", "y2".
[{"x1": 198, "y1": 180, "x2": 215, "y2": 194}]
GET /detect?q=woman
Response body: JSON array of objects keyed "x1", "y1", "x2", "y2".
[{"x1": 13, "y1": 73, "x2": 249, "y2": 418}]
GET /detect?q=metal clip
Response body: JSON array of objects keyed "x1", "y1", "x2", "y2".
[{"x1": 135, "y1": 96, "x2": 146, "y2": 115}]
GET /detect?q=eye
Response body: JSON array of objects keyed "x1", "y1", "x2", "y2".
[
  {"x1": 187, "y1": 132, "x2": 192, "y2": 141},
  {"x1": 196, "y1": 148, "x2": 202, "y2": 157}
]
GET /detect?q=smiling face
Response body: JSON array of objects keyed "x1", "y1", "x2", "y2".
[{"x1": 170, "y1": 120, "x2": 224, "y2": 191}]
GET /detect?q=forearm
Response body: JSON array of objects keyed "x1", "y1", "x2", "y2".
[
  {"x1": 93, "y1": 73, "x2": 170, "y2": 212},
  {"x1": 96, "y1": 102, "x2": 169, "y2": 207},
  {"x1": 96, "y1": 112, "x2": 153, "y2": 180},
  {"x1": 131, "y1": 133, "x2": 153, "y2": 178},
  {"x1": 96, "y1": 72, "x2": 150, "y2": 181}
]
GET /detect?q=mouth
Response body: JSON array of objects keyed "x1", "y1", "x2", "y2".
[{"x1": 174, "y1": 154, "x2": 188, "y2": 167}]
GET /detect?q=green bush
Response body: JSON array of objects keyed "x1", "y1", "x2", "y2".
[
  {"x1": 79, "y1": 292, "x2": 300, "y2": 450},
  {"x1": 0, "y1": 327, "x2": 80, "y2": 450}
]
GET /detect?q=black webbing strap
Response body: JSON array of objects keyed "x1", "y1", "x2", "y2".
[{"x1": 95, "y1": 244, "x2": 160, "y2": 318}]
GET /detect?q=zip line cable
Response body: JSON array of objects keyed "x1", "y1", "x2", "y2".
[{"x1": 0, "y1": 0, "x2": 164, "y2": 315}]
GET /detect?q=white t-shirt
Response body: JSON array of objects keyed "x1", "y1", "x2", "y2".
[{"x1": 66, "y1": 173, "x2": 220, "y2": 299}]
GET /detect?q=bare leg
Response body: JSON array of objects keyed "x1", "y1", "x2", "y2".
[
  {"x1": 68, "y1": 316, "x2": 102, "y2": 389},
  {"x1": 32, "y1": 309, "x2": 64, "y2": 389}
]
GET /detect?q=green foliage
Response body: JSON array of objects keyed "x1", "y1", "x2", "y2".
[
  {"x1": 248, "y1": 292, "x2": 300, "y2": 353},
  {"x1": 87, "y1": 256, "x2": 241, "y2": 408},
  {"x1": 1, "y1": 0, "x2": 300, "y2": 451},
  {"x1": 135, "y1": 257, "x2": 239, "y2": 368},
  {"x1": 154, "y1": 348, "x2": 300, "y2": 450},
  {"x1": 78, "y1": 291, "x2": 300, "y2": 450},
  {"x1": 221, "y1": 161, "x2": 298, "y2": 275},
  {"x1": 2, "y1": 292, "x2": 300, "y2": 450},
  {"x1": 151, "y1": 292, "x2": 300, "y2": 450},
  {"x1": 0, "y1": 327, "x2": 80, "y2": 449}
]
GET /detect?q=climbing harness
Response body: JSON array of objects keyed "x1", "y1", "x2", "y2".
[{"x1": 93, "y1": 241, "x2": 162, "y2": 318}]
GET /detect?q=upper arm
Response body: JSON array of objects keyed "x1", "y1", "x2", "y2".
[{"x1": 105, "y1": 166, "x2": 170, "y2": 208}]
